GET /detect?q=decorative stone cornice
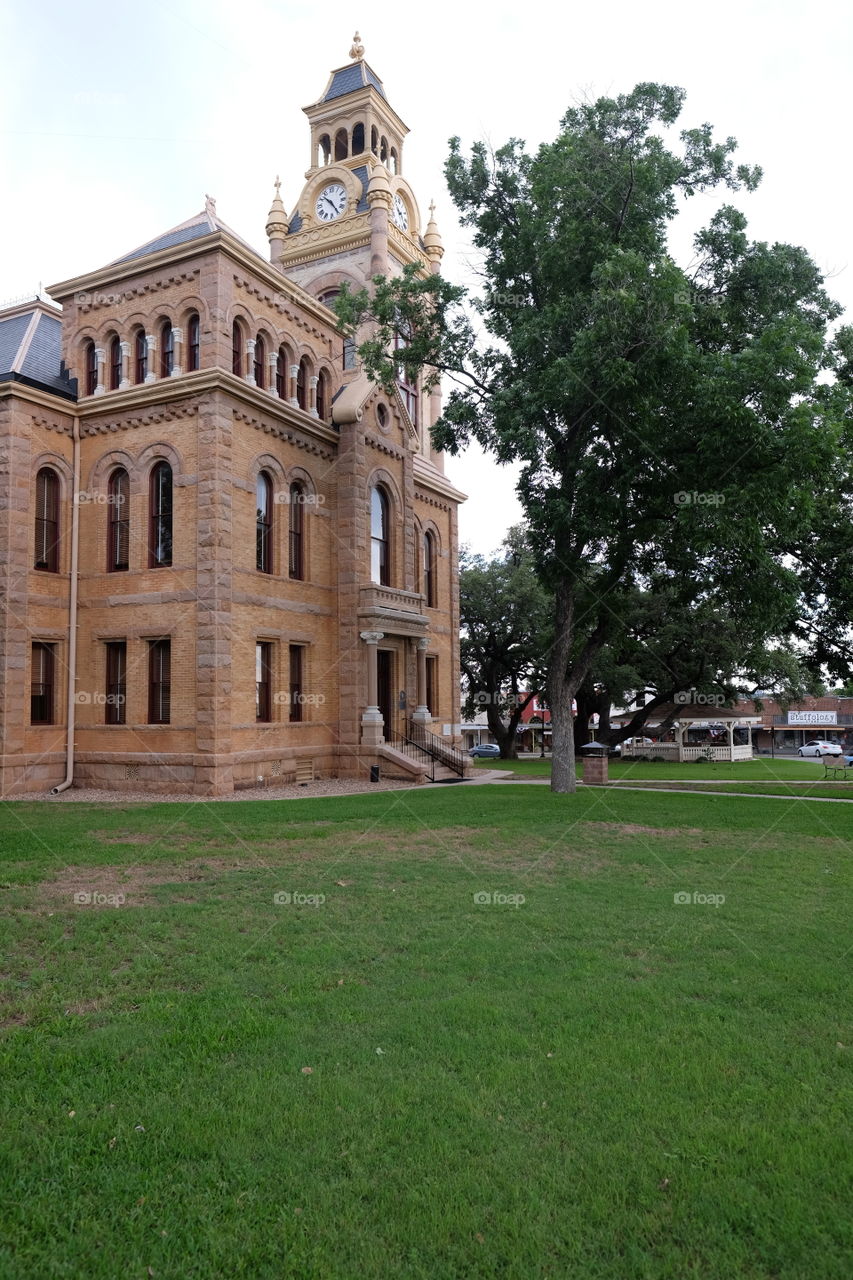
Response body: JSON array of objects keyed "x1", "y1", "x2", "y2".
[
  {"x1": 81, "y1": 401, "x2": 198, "y2": 436},
  {"x1": 232, "y1": 408, "x2": 335, "y2": 460},
  {"x1": 73, "y1": 270, "x2": 200, "y2": 315}
]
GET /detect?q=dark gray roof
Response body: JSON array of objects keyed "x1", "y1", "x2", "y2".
[
  {"x1": 0, "y1": 306, "x2": 76, "y2": 400},
  {"x1": 322, "y1": 61, "x2": 387, "y2": 102},
  {"x1": 114, "y1": 219, "x2": 216, "y2": 263}
]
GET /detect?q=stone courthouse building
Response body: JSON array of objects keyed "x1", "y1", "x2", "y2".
[{"x1": 0, "y1": 36, "x2": 464, "y2": 795}]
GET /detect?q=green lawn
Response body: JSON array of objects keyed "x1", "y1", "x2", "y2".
[
  {"x1": 2, "y1": 787, "x2": 851, "y2": 1278},
  {"x1": 477, "y1": 754, "x2": 853, "y2": 784}
]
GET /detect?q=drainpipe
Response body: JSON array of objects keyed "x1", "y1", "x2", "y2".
[{"x1": 51, "y1": 416, "x2": 81, "y2": 793}]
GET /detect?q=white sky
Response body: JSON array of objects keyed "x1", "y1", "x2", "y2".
[{"x1": 2, "y1": 0, "x2": 850, "y2": 556}]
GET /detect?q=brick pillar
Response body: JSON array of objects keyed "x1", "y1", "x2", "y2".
[
  {"x1": 0, "y1": 403, "x2": 31, "y2": 795},
  {"x1": 582, "y1": 755, "x2": 609, "y2": 786},
  {"x1": 194, "y1": 392, "x2": 233, "y2": 794}
]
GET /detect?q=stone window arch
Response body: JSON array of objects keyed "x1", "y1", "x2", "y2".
[
  {"x1": 107, "y1": 467, "x2": 130, "y2": 572},
  {"x1": 108, "y1": 333, "x2": 122, "y2": 390},
  {"x1": 34, "y1": 467, "x2": 60, "y2": 572},
  {"x1": 159, "y1": 318, "x2": 174, "y2": 378},
  {"x1": 352, "y1": 122, "x2": 365, "y2": 155},
  {"x1": 83, "y1": 339, "x2": 97, "y2": 395},
  {"x1": 370, "y1": 484, "x2": 391, "y2": 586},
  {"x1": 256, "y1": 470, "x2": 273, "y2": 574},
  {"x1": 334, "y1": 128, "x2": 348, "y2": 161}
]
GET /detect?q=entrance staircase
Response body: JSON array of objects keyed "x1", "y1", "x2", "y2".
[{"x1": 380, "y1": 721, "x2": 470, "y2": 784}]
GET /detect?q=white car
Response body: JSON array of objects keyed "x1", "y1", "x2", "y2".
[{"x1": 798, "y1": 740, "x2": 843, "y2": 758}]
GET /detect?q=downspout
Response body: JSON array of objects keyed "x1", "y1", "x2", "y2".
[{"x1": 51, "y1": 415, "x2": 80, "y2": 793}]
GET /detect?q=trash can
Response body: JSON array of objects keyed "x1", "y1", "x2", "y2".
[
  {"x1": 370, "y1": 765, "x2": 380, "y2": 783},
  {"x1": 580, "y1": 740, "x2": 609, "y2": 786}
]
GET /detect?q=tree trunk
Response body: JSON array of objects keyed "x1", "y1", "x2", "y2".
[
  {"x1": 550, "y1": 687, "x2": 577, "y2": 791},
  {"x1": 548, "y1": 584, "x2": 578, "y2": 793}
]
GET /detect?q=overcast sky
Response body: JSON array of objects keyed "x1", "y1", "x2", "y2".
[{"x1": 2, "y1": 0, "x2": 850, "y2": 556}]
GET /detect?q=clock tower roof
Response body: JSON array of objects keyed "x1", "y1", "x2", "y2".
[{"x1": 319, "y1": 59, "x2": 388, "y2": 105}]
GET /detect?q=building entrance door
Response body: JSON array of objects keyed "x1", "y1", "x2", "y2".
[{"x1": 377, "y1": 649, "x2": 394, "y2": 737}]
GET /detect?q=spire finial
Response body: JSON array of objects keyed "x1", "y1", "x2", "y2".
[
  {"x1": 350, "y1": 31, "x2": 364, "y2": 60},
  {"x1": 274, "y1": 175, "x2": 281, "y2": 195},
  {"x1": 429, "y1": 199, "x2": 436, "y2": 218},
  {"x1": 205, "y1": 193, "x2": 216, "y2": 217}
]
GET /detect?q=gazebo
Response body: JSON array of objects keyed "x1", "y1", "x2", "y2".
[{"x1": 614, "y1": 704, "x2": 762, "y2": 762}]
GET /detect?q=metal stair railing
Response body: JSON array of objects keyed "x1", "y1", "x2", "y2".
[
  {"x1": 406, "y1": 720, "x2": 468, "y2": 776},
  {"x1": 383, "y1": 728, "x2": 435, "y2": 782}
]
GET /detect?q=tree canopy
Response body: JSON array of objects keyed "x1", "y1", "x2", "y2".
[{"x1": 336, "y1": 83, "x2": 853, "y2": 791}]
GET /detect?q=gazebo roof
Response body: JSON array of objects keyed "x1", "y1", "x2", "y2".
[{"x1": 612, "y1": 703, "x2": 762, "y2": 727}]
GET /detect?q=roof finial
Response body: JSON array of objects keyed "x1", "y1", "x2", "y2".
[
  {"x1": 429, "y1": 199, "x2": 436, "y2": 218},
  {"x1": 274, "y1": 175, "x2": 281, "y2": 195},
  {"x1": 205, "y1": 193, "x2": 216, "y2": 216},
  {"x1": 350, "y1": 31, "x2": 364, "y2": 60}
]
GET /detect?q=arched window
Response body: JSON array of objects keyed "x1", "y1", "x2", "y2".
[
  {"x1": 343, "y1": 337, "x2": 356, "y2": 371},
  {"x1": 232, "y1": 321, "x2": 243, "y2": 377},
  {"x1": 134, "y1": 329, "x2": 147, "y2": 384},
  {"x1": 334, "y1": 128, "x2": 348, "y2": 161},
  {"x1": 380, "y1": 135, "x2": 388, "y2": 163},
  {"x1": 389, "y1": 148, "x2": 399, "y2": 175},
  {"x1": 107, "y1": 467, "x2": 130, "y2": 572},
  {"x1": 423, "y1": 531, "x2": 436, "y2": 607},
  {"x1": 256, "y1": 471, "x2": 272, "y2": 574},
  {"x1": 296, "y1": 358, "x2": 308, "y2": 411},
  {"x1": 352, "y1": 122, "x2": 365, "y2": 154},
  {"x1": 316, "y1": 370, "x2": 329, "y2": 422},
  {"x1": 109, "y1": 336, "x2": 122, "y2": 390},
  {"x1": 187, "y1": 312, "x2": 200, "y2": 371},
  {"x1": 318, "y1": 134, "x2": 331, "y2": 166},
  {"x1": 371, "y1": 126, "x2": 378, "y2": 155},
  {"x1": 160, "y1": 320, "x2": 174, "y2": 378},
  {"x1": 254, "y1": 335, "x2": 266, "y2": 388},
  {"x1": 370, "y1": 486, "x2": 390, "y2": 586},
  {"x1": 34, "y1": 467, "x2": 59, "y2": 572},
  {"x1": 289, "y1": 483, "x2": 305, "y2": 580},
  {"x1": 148, "y1": 461, "x2": 173, "y2": 568},
  {"x1": 84, "y1": 340, "x2": 97, "y2": 395},
  {"x1": 276, "y1": 345, "x2": 287, "y2": 398}
]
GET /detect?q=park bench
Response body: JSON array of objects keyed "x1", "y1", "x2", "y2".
[{"x1": 822, "y1": 756, "x2": 852, "y2": 780}]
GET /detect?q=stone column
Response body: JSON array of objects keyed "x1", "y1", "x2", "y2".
[
  {"x1": 360, "y1": 630, "x2": 385, "y2": 746},
  {"x1": 171, "y1": 326, "x2": 183, "y2": 377},
  {"x1": 726, "y1": 720, "x2": 735, "y2": 761},
  {"x1": 119, "y1": 341, "x2": 131, "y2": 391},
  {"x1": 93, "y1": 348, "x2": 106, "y2": 396},
  {"x1": 145, "y1": 334, "x2": 157, "y2": 382},
  {"x1": 267, "y1": 353, "x2": 278, "y2": 396},
  {"x1": 289, "y1": 364, "x2": 299, "y2": 407},
  {"x1": 412, "y1": 636, "x2": 430, "y2": 726},
  {"x1": 245, "y1": 338, "x2": 256, "y2": 385},
  {"x1": 309, "y1": 375, "x2": 319, "y2": 418}
]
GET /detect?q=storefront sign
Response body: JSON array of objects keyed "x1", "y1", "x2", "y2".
[{"x1": 787, "y1": 710, "x2": 837, "y2": 726}]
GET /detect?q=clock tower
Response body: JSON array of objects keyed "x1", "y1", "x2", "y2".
[{"x1": 265, "y1": 34, "x2": 446, "y2": 464}]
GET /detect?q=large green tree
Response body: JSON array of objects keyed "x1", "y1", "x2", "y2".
[
  {"x1": 337, "y1": 84, "x2": 851, "y2": 791},
  {"x1": 459, "y1": 528, "x2": 551, "y2": 758}
]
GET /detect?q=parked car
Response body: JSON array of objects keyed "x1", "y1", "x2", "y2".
[
  {"x1": 611, "y1": 737, "x2": 654, "y2": 755},
  {"x1": 469, "y1": 743, "x2": 501, "y2": 758},
  {"x1": 798, "y1": 740, "x2": 843, "y2": 757}
]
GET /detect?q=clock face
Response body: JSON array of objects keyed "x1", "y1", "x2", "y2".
[
  {"x1": 316, "y1": 183, "x2": 347, "y2": 222},
  {"x1": 392, "y1": 193, "x2": 409, "y2": 231}
]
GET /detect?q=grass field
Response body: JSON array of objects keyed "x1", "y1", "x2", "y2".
[
  {"x1": 473, "y1": 755, "x2": 848, "y2": 782},
  {"x1": 2, "y1": 786, "x2": 852, "y2": 1278}
]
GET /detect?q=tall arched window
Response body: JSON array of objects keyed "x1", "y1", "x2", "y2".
[
  {"x1": 423, "y1": 531, "x2": 436, "y2": 607},
  {"x1": 107, "y1": 467, "x2": 130, "y2": 572},
  {"x1": 334, "y1": 128, "x2": 348, "y2": 161},
  {"x1": 34, "y1": 468, "x2": 60, "y2": 572},
  {"x1": 149, "y1": 461, "x2": 173, "y2": 568},
  {"x1": 232, "y1": 321, "x2": 243, "y2": 377},
  {"x1": 254, "y1": 335, "x2": 266, "y2": 388},
  {"x1": 289, "y1": 483, "x2": 305, "y2": 580},
  {"x1": 318, "y1": 134, "x2": 331, "y2": 166},
  {"x1": 380, "y1": 135, "x2": 388, "y2": 163},
  {"x1": 256, "y1": 471, "x2": 273, "y2": 574},
  {"x1": 160, "y1": 321, "x2": 174, "y2": 378},
  {"x1": 296, "y1": 358, "x2": 308, "y2": 410},
  {"x1": 84, "y1": 340, "x2": 97, "y2": 395},
  {"x1": 370, "y1": 486, "x2": 390, "y2": 586},
  {"x1": 109, "y1": 336, "x2": 122, "y2": 390},
  {"x1": 371, "y1": 126, "x2": 379, "y2": 155},
  {"x1": 134, "y1": 329, "x2": 147, "y2": 384},
  {"x1": 316, "y1": 370, "x2": 329, "y2": 421},
  {"x1": 187, "y1": 312, "x2": 200, "y2": 371},
  {"x1": 276, "y1": 345, "x2": 286, "y2": 397},
  {"x1": 389, "y1": 148, "x2": 399, "y2": 175},
  {"x1": 352, "y1": 122, "x2": 365, "y2": 154}
]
